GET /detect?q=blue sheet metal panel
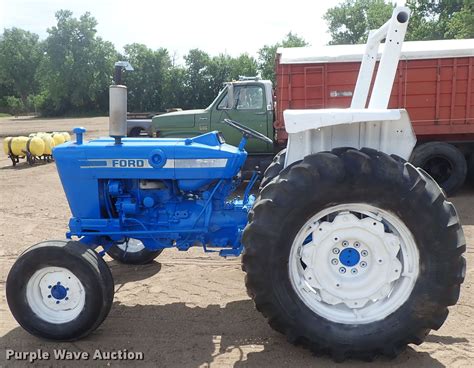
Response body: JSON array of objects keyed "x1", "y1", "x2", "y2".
[{"x1": 53, "y1": 131, "x2": 247, "y2": 218}]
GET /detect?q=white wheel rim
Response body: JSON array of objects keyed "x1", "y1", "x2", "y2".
[
  {"x1": 289, "y1": 203, "x2": 419, "y2": 324},
  {"x1": 116, "y1": 238, "x2": 145, "y2": 253},
  {"x1": 26, "y1": 267, "x2": 85, "y2": 324}
]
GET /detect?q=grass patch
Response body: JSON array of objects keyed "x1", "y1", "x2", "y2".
[{"x1": 0, "y1": 113, "x2": 12, "y2": 118}]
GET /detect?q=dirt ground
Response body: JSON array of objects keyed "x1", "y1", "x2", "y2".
[{"x1": 0, "y1": 116, "x2": 473, "y2": 367}]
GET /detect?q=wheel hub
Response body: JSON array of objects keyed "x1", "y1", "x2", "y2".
[
  {"x1": 50, "y1": 283, "x2": 68, "y2": 300},
  {"x1": 300, "y1": 212, "x2": 403, "y2": 309},
  {"x1": 339, "y1": 247, "x2": 360, "y2": 267},
  {"x1": 26, "y1": 267, "x2": 85, "y2": 322}
]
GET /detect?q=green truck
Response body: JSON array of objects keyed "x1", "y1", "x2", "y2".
[{"x1": 128, "y1": 77, "x2": 277, "y2": 173}]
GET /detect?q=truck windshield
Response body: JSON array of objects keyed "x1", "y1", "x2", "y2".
[
  {"x1": 217, "y1": 85, "x2": 264, "y2": 110},
  {"x1": 207, "y1": 87, "x2": 226, "y2": 110}
]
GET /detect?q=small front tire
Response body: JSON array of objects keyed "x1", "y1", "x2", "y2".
[{"x1": 6, "y1": 240, "x2": 114, "y2": 341}]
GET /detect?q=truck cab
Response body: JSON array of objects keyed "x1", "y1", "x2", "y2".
[{"x1": 152, "y1": 78, "x2": 275, "y2": 156}]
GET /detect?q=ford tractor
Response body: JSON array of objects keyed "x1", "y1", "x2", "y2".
[{"x1": 6, "y1": 7, "x2": 466, "y2": 361}]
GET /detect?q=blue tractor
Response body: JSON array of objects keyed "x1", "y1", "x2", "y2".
[{"x1": 5, "y1": 8, "x2": 466, "y2": 360}]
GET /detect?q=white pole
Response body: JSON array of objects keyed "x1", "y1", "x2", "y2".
[{"x1": 368, "y1": 7, "x2": 410, "y2": 109}]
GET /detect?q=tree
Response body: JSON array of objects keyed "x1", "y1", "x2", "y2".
[
  {"x1": 257, "y1": 32, "x2": 308, "y2": 83},
  {"x1": 182, "y1": 49, "x2": 213, "y2": 109},
  {"x1": 324, "y1": 0, "x2": 474, "y2": 45},
  {"x1": 38, "y1": 10, "x2": 117, "y2": 115},
  {"x1": 406, "y1": 0, "x2": 474, "y2": 40},
  {"x1": 122, "y1": 43, "x2": 172, "y2": 112},
  {"x1": 163, "y1": 66, "x2": 187, "y2": 109},
  {"x1": 207, "y1": 53, "x2": 258, "y2": 99},
  {"x1": 5, "y1": 96, "x2": 24, "y2": 116},
  {"x1": 324, "y1": 0, "x2": 394, "y2": 45},
  {"x1": 0, "y1": 28, "x2": 42, "y2": 104},
  {"x1": 229, "y1": 54, "x2": 259, "y2": 80}
]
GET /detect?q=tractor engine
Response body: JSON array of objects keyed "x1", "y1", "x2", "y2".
[{"x1": 53, "y1": 129, "x2": 253, "y2": 257}]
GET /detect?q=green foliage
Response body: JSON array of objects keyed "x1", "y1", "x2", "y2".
[
  {"x1": 258, "y1": 32, "x2": 309, "y2": 83},
  {"x1": 0, "y1": 9, "x2": 303, "y2": 115},
  {"x1": 0, "y1": 28, "x2": 42, "y2": 102},
  {"x1": 37, "y1": 10, "x2": 117, "y2": 115},
  {"x1": 181, "y1": 51, "x2": 259, "y2": 109},
  {"x1": 324, "y1": 0, "x2": 395, "y2": 45},
  {"x1": 122, "y1": 43, "x2": 172, "y2": 112},
  {"x1": 406, "y1": 0, "x2": 474, "y2": 40},
  {"x1": 324, "y1": 0, "x2": 474, "y2": 45},
  {"x1": 5, "y1": 96, "x2": 24, "y2": 116}
]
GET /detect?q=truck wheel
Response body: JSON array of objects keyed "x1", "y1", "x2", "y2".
[
  {"x1": 6, "y1": 240, "x2": 114, "y2": 341},
  {"x1": 129, "y1": 127, "x2": 143, "y2": 137},
  {"x1": 410, "y1": 142, "x2": 466, "y2": 196},
  {"x1": 243, "y1": 148, "x2": 465, "y2": 361},
  {"x1": 259, "y1": 149, "x2": 286, "y2": 189},
  {"x1": 107, "y1": 238, "x2": 163, "y2": 265},
  {"x1": 466, "y1": 153, "x2": 474, "y2": 186}
]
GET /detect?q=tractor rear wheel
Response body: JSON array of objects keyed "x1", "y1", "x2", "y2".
[
  {"x1": 259, "y1": 148, "x2": 286, "y2": 190},
  {"x1": 242, "y1": 148, "x2": 466, "y2": 361},
  {"x1": 107, "y1": 238, "x2": 163, "y2": 265},
  {"x1": 6, "y1": 240, "x2": 114, "y2": 340}
]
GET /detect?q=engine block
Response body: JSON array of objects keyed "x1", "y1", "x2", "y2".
[{"x1": 54, "y1": 129, "x2": 254, "y2": 256}]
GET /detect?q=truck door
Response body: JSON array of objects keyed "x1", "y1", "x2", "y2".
[{"x1": 210, "y1": 84, "x2": 272, "y2": 153}]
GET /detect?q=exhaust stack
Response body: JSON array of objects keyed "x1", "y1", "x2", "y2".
[{"x1": 109, "y1": 61, "x2": 133, "y2": 145}]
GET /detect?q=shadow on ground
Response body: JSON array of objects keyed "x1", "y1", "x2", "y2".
[
  {"x1": 0, "y1": 297, "x2": 457, "y2": 368},
  {"x1": 450, "y1": 187, "x2": 474, "y2": 225}
]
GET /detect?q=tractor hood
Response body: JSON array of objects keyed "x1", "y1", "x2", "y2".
[
  {"x1": 153, "y1": 109, "x2": 207, "y2": 128},
  {"x1": 53, "y1": 130, "x2": 247, "y2": 218}
]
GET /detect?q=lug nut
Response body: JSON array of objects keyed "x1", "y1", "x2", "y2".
[
  {"x1": 360, "y1": 261, "x2": 367, "y2": 268},
  {"x1": 351, "y1": 268, "x2": 358, "y2": 274},
  {"x1": 332, "y1": 248, "x2": 340, "y2": 254},
  {"x1": 361, "y1": 250, "x2": 368, "y2": 257},
  {"x1": 339, "y1": 267, "x2": 346, "y2": 274},
  {"x1": 354, "y1": 241, "x2": 360, "y2": 248},
  {"x1": 342, "y1": 240, "x2": 349, "y2": 247},
  {"x1": 331, "y1": 258, "x2": 338, "y2": 265}
]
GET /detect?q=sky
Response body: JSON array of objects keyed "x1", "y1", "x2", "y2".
[{"x1": 1, "y1": 0, "x2": 346, "y2": 59}]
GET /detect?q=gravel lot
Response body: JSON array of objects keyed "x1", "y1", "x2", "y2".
[{"x1": 0, "y1": 116, "x2": 473, "y2": 367}]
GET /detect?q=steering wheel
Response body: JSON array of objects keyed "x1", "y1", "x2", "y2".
[{"x1": 222, "y1": 119, "x2": 273, "y2": 144}]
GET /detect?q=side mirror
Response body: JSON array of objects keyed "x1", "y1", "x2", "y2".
[{"x1": 226, "y1": 84, "x2": 234, "y2": 109}]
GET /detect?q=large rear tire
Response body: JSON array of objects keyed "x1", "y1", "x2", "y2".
[
  {"x1": 6, "y1": 240, "x2": 114, "y2": 340},
  {"x1": 259, "y1": 148, "x2": 286, "y2": 190},
  {"x1": 410, "y1": 142, "x2": 466, "y2": 196},
  {"x1": 243, "y1": 148, "x2": 466, "y2": 361}
]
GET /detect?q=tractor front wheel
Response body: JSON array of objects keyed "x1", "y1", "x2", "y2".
[
  {"x1": 243, "y1": 148, "x2": 466, "y2": 361},
  {"x1": 6, "y1": 240, "x2": 114, "y2": 340}
]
